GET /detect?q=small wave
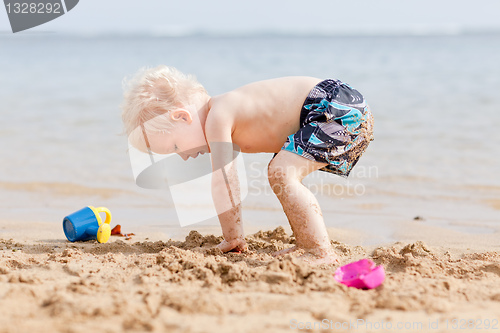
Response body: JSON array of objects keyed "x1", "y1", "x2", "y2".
[{"x1": 0, "y1": 181, "x2": 134, "y2": 198}]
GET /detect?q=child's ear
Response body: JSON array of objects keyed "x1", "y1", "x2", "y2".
[{"x1": 170, "y1": 109, "x2": 192, "y2": 123}]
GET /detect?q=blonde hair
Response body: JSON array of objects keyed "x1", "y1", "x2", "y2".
[{"x1": 121, "y1": 65, "x2": 208, "y2": 150}]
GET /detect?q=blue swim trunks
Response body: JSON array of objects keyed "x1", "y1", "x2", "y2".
[{"x1": 281, "y1": 79, "x2": 374, "y2": 177}]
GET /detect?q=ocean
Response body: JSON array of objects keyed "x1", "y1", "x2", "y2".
[{"x1": 1, "y1": 33, "x2": 499, "y2": 243}]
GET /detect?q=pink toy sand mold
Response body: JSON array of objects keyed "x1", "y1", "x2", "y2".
[{"x1": 334, "y1": 259, "x2": 385, "y2": 289}]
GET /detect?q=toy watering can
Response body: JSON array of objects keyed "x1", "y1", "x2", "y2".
[{"x1": 63, "y1": 206, "x2": 112, "y2": 243}]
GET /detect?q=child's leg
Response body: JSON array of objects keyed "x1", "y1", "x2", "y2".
[{"x1": 268, "y1": 150, "x2": 338, "y2": 265}]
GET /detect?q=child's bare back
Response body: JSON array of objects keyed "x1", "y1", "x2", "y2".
[
  {"x1": 122, "y1": 67, "x2": 374, "y2": 266},
  {"x1": 208, "y1": 76, "x2": 322, "y2": 154}
]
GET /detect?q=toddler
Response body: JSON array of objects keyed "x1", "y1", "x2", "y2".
[{"x1": 122, "y1": 66, "x2": 374, "y2": 265}]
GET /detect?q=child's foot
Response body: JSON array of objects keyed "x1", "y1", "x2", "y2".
[
  {"x1": 217, "y1": 238, "x2": 248, "y2": 253},
  {"x1": 272, "y1": 245, "x2": 303, "y2": 257},
  {"x1": 299, "y1": 248, "x2": 339, "y2": 266}
]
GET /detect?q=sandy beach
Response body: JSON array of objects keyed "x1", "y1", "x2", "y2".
[
  {"x1": 2, "y1": 27, "x2": 500, "y2": 333},
  {"x1": 1, "y1": 221, "x2": 499, "y2": 333}
]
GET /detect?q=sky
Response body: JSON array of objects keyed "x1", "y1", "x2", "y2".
[{"x1": 2, "y1": 0, "x2": 500, "y2": 35}]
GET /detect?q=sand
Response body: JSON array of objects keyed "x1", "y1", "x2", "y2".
[{"x1": 1, "y1": 223, "x2": 500, "y2": 333}]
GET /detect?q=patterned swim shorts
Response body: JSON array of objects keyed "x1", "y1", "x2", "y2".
[{"x1": 281, "y1": 79, "x2": 374, "y2": 177}]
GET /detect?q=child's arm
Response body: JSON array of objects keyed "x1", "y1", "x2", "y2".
[{"x1": 205, "y1": 111, "x2": 246, "y2": 252}]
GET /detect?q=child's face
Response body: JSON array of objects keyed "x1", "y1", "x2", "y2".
[{"x1": 147, "y1": 110, "x2": 209, "y2": 160}]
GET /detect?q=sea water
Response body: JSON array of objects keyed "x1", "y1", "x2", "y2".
[{"x1": 1, "y1": 33, "x2": 499, "y2": 241}]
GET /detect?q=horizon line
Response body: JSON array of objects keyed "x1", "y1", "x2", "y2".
[{"x1": 2, "y1": 27, "x2": 500, "y2": 38}]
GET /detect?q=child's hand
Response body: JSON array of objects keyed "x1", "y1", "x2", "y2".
[{"x1": 217, "y1": 238, "x2": 248, "y2": 253}]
